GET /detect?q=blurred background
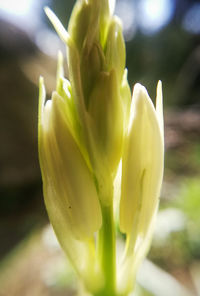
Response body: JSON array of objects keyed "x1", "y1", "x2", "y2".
[{"x1": 0, "y1": 0, "x2": 200, "y2": 295}]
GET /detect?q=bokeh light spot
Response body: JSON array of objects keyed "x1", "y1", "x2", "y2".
[
  {"x1": 0, "y1": 0, "x2": 34, "y2": 16},
  {"x1": 138, "y1": 0, "x2": 174, "y2": 35}
]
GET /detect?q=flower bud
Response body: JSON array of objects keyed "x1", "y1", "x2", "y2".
[
  {"x1": 118, "y1": 82, "x2": 164, "y2": 293},
  {"x1": 68, "y1": 0, "x2": 92, "y2": 52},
  {"x1": 88, "y1": 70, "x2": 123, "y2": 173},
  {"x1": 120, "y1": 82, "x2": 164, "y2": 238},
  {"x1": 105, "y1": 16, "x2": 125, "y2": 83},
  {"x1": 44, "y1": 1, "x2": 129, "y2": 204},
  {"x1": 38, "y1": 78, "x2": 102, "y2": 241}
]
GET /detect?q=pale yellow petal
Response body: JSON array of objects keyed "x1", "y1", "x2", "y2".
[
  {"x1": 156, "y1": 80, "x2": 164, "y2": 140},
  {"x1": 43, "y1": 180, "x2": 103, "y2": 293},
  {"x1": 44, "y1": 7, "x2": 70, "y2": 44},
  {"x1": 120, "y1": 83, "x2": 164, "y2": 242},
  {"x1": 39, "y1": 92, "x2": 102, "y2": 241},
  {"x1": 118, "y1": 83, "x2": 164, "y2": 294},
  {"x1": 109, "y1": 0, "x2": 116, "y2": 15}
]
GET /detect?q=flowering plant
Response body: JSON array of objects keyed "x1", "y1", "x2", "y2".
[{"x1": 38, "y1": 0, "x2": 164, "y2": 295}]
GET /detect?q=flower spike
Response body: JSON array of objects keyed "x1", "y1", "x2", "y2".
[{"x1": 38, "y1": 1, "x2": 164, "y2": 295}]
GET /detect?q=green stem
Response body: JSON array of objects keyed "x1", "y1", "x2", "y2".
[{"x1": 95, "y1": 203, "x2": 116, "y2": 296}]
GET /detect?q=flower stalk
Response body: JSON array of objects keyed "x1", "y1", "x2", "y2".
[{"x1": 96, "y1": 204, "x2": 116, "y2": 296}]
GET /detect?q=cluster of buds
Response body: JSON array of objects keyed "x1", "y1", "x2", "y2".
[{"x1": 38, "y1": 0, "x2": 164, "y2": 295}]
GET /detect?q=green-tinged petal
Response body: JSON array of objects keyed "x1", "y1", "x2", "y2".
[
  {"x1": 56, "y1": 51, "x2": 64, "y2": 92},
  {"x1": 39, "y1": 89, "x2": 102, "y2": 241},
  {"x1": 68, "y1": 0, "x2": 101, "y2": 53},
  {"x1": 80, "y1": 42, "x2": 105, "y2": 108},
  {"x1": 44, "y1": 7, "x2": 87, "y2": 128},
  {"x1": 88, "y1": 70, "x2": 124, "y2": 176},
  {"x1": 86, "y1": 70, "x2": 124, "y2": 205},
  {"x1": 105, "y1": 16, "x2": 125, "y2": 82},
  {"x1": 55, "y1": 54, "x2": 84, "y2": 153},
  {"x1": 56, "y1": 76, "x2": 77, "y2": 134},
  {"x1": 99, "y1": 0, "x2": 114, "y2": 46},
  {"x1": 120, "y1": 69, "x2": 132, "y2": 131}
]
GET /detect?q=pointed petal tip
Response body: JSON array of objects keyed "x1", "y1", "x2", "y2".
[
  {"x1": 133, "y1": 83, "x2": 147, "y2": 94},
  {"x1": 58, "y1": 50, "x2": 63, "y2": 60},
  {"x1": 56, "y1": 51, "x2": 64, "y2": 90},
  {"x1": 39, "y1": 76, "x2": 45, "y2": 89},
  {"x1": 39, "y1": 75, "x2": 44, "y2": 83},
  {"x1": 44, "y1": 7, "x2": 54, "y2": 22},
  {"x1": 157, "y1": 80, "x2": 162, "y2": 92},
  {"x1": 39, "y1": 76, "x2": 46, "y2": 105},
  {"x1": 156, "y1": 80, "x2": 164, "y2": 137},
  {"x1": 44, "y1": 6, "x2": 70, "y2": 44},
  {"x1": 132, "y1": 83, "x2": 149, "y2": 105},
  {"x1": 133, "y1": 83, "x2": 143, "y2": 91},
  {"x1": 44, "y1": 6, "x2": 50, "y2": 14},
  {"x1": 44, "y1": 99, "x2": 52, "y2": 111},
  {"x1": 156, "y1": 80, "x2": 163, "y2": 108},
  {"x1": 156, "y1": 80, "x2": 163, "y2": 104},
  {"x1": 109, "y1": 0, "x2": 116, "y2": 15}
]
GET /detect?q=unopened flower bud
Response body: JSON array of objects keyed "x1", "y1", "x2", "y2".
[
  {"x1": 105, "y1": 16, "x2": 125, "y2": 82},
  {"x1": 118, "y1": 82, "x2": 164, "y2": 294},
  {"x1": 38, "y1": 78, "x2": 102, "y2": 241}
]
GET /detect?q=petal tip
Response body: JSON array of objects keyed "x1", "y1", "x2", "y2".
[{"x1": 133, "y1": 83, "x2": 148, "y2": 97}]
